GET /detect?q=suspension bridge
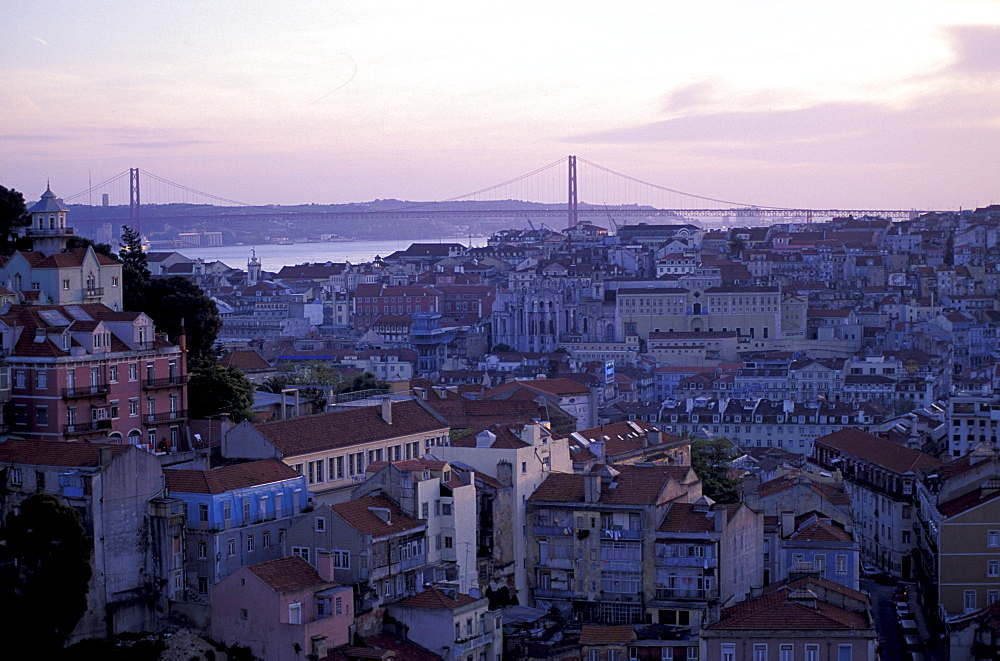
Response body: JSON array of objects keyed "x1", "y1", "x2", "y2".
[{"x1": 62, "y1": 156, "x2": 933, "y2": 235}]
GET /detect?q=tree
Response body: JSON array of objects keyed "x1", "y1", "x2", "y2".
[
  {"x1": 188, "y1": 364, "x2": 255, "y2": 423},
  {"x1": 119, "y1": 225, "x2": 150, "y2": 311},
  {"x1": 145, "y1": 276, "x2": 222, "y2": 368},
  {"x1": 690, "y1": 437, "x2": 741, "y2": 504},
  {"x1": 0, "y1": 185, "x2": 32, "y2": 253},
  {"x1": 0, "y1": 494, "x2": 93, "y2": 655},
  {"x1": 67, "y1": 235, "x2": 117, "y2": 260}
]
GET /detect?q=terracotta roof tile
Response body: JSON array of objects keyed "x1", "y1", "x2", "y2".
[
  {"x1": 253, "y1": 400, "x2": 447, "y2": 457},
  {"x1": 164, "y1": 459, "x2": 301, "y2": 494},
  {"x1": 394, "y1": 587, "x2": 480, "y2": 609},
  {"x1": 0, "y1": 439, "x2": 130, "y2": 467},
  {"x1": 247, "y1": 555, "x2": 328, "y2": 593},
  {"x1": 815, "y1": 428, "x2": 941, "y2": 475},
  {"x1": 709, "y1": 589, "x2": 868, "y2": 630},
  {"x1": 330, "y1": 495, "x2": 424, "y2": 537},
  {"x1": 530, "y1": 465, "x2": 692, "y2": 506},
  {"x1": 579, "y1": 625, "x2": 636, "y2": 645}
]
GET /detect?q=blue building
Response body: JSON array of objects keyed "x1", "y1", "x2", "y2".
[
  {"x1": 164, "y1": 458, "x2": 310, "y2": 600},
  {"x1": 779, "y1": 511, "x2": 860, "y2": 592}
]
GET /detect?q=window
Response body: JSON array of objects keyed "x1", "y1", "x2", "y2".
[
  {"x1": 315, "y1": 517, "x2": 326, "y2": 532},
  {"x1": 686, "y1": 649, "x2": 698, "y2": 661},
  {"x1": 608, "y1": 651, "x2": 619, "y2": 661},
  {"x1": 721, "y1": 644, "x2": 736, "y2": 661},
  {"x1": 36, "y1": 407, "x2": 48, "y2": 426},
  {"x1": 288, "y1": 602, "x2": 302, "y2": 625},
  {"x1": 332, "y1": 550, "x2": 350, "y2": 568},
  {"x1": 836, "y1": 554, "x2": 847, "y2": 574},
  {"x1": 988, "y1": 560, "x2": 999, "y2": 577},
  {"x1": 129, "y1": 399, "x2": 139, "y2": 416},
  {"x1": 335, "y1": 596, "x2": 343, "y2": 615},
  {"x1": 780, "y1": 645, "x2": 793, "y2": 661},
  {"x1": 9, "y1": 468, "x2": 21, "y2": 486},
  {"x1": 445, "y1": 536, "x2": 453, "y2": 549},
  {"x1": 292, "y1": 546, "x2": 310, "y2": 563},
  {"x1": 422, "y1": 502, "x2": 429, "y2": 518},
  {"x1": 198, "y1": 541, "x2": 207, "y2": 559},
  {"x1": 588, "y1": 651, "x2": 599, "y2": 661},
  {"x1": 837, "y1": 644, "x2": 852, "y2": 661},
  {"x1": 198, "y1": 577, "x2": 208, "y2": 594},
  {"x1": 223, "y1": 501, "x2": 232, "y2": 521},
  {"x1": 263, "y1": 530, "x2": 271, "y2": 548},
  {"x1": 63, "y1": 279, "x2": 70, "y2": 290},
  {"x1": 129, "y1": 363, "x2": 137, "y2": 381},
  {"x1": 989, "y1": 530, "x2": 999, "y2": 547},
  {"x1": 247, "y1": 534, "x2": 255, "y2": 552},
  {"x1": 966, "y1": 590, "x2": 978, "y2": 614},
  {"x1": 805, "y1": 645, "x2": 819, "y2": 661},
  {"x1": 35, "y1": 471, "x2": 46, "y2": 491},
  {"x1": 753, "y1": 644, "x2": 767, "y2": 661},
  {"x1": 227, "y1": 538, "x2": 236, "y2": 556},
  {"x1": 36, "y1": 370, "x2": 46, "y2": 389},
  {"x1": 989, "y1": 590, "x2": 1000, "y2": 605}
]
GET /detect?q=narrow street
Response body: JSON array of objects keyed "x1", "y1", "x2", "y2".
[{"x1": 863, "y1": 577, "x2": 938, "y2": 661}]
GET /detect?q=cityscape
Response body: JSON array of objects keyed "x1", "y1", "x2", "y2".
[
  {"x1": 1, "y1": 179, "x2": 1000, "y2": 660},
  {"x1": 5, "y1": 2, "x2": 1000, "y2": 660}
]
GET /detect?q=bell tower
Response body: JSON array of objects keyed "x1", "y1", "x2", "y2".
[{"x1": 247, "y1": 248, "x2": 262, "y2": 286}]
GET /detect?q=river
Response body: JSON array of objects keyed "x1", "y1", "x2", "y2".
[{"x1": 172, "y1": 238, "x2": 487, "y2": 272}]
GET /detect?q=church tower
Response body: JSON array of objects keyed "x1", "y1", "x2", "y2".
[
  {"x1": 27, "y1": 185, "x2": 73, "y2": 256},
  {"x1": 247, "y1": 249, "x2": 262, "y2": 286}
]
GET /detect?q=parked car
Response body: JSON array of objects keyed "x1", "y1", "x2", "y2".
[
  {"x1": 896, "y1": 602, "x2": 911, "y2": 617},
  {"x1": 899, "y1": 618, "x2": 919, "y2": 637},
  {"x1": 873, "y1": 572, "x2": 898, "y2": 586},
  {"x1": 894, "y1": 584, "x2": 910, "y2": 600}
]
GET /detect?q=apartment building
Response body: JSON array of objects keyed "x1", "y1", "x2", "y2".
[
  {"x1": 813, "y1": 428, "x2": 941, "y2": 579},
  {"x1": 222, "y1": 398, "x2": 450, "y2": 504},
  {"x1": 0, "y1": 303, "x2": 188, "y2": 447}
]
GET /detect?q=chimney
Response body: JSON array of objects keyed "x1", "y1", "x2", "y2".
[
  {"x1": 99, "y1": 446, "x2": 113, "y2": 467},
  {"x1": 646, "y1": 430, "x2": 662, "y2": 446},
  {"x1": 781, "y1": 510, "x2": 796, "y2": 538},
  {"x1": 381, "y1": 398, "x2": 392, "y2": 424},
  {"x1": 584, "y1": 473, "x2": 600, "y2": 503},
  {"x1": 315, "y1": 549, "x2": 336, "y2": 582},
  {"x1": 590, "y1": 439, "x2": 604, "y2": 459},
  {"x1": 783, "y1": 399, "x2": 794, "y2": 414}
]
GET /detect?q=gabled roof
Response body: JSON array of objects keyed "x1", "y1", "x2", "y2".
[
  {"x1": 330, "y1": 494, "x2": 423, "y2": 537},
  {"x1": 251, "y1": 400, "x2": 446, "y2": 457},
  {"x1": 394, "y1": 587, "x2": 480, "y2": 610},
  {"x1": 708, "y1": 589, "x2": 868, "y2": 630},
  {"x1": 815, "y1": 428, "x2": 941, "y2": 475},
  {"x1": 579, "y1": 625, "x2": 636, "y2": 645},
  {"x1": 530, "y1": 465, "x2": 693, "y2": 506},
  {"x1": 246, "y1": 555, "x2": 329, "y2": 593},
  {"x1": 0, "y1": 439, "x2": 130, "y2": 467},
  {"x1": 164, "y1": 459, "x2": 300, "y2": 494}
]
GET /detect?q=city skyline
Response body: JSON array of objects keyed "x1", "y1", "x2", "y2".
[{"x1": 3, "y1": 1, "x2": 1000, "y2": 210}]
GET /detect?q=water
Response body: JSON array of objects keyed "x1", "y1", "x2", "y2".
[{"x1": 171, "y1": 238, "x2": 487, "y2": 272}]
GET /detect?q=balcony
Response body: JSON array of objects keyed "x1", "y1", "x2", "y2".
[
  {"x1": 654, "y1": 587, "x2": 718, "y2": 601},
  {"x1": 143, "y1": 375, "x2": 188, "y2": 390},
  {"x1": 83, "y1": 287, "x2": 104, "y2": 299},
  {"x1": 62, "y1": 383, "x2": 110, "y2": 398},
  {"x1": 533, "y1": 524, "x2": 574, "y2": 537},
  {"x1": 400, "y1": 554, "x2": 426, "y2": 572},
  {"x1": 600, "y1": 528, "x2": 643, "y2": 540},
  {"x1": 537, "y1": 557, "x2": 575, "y2": 570},
  {"x1": 454, "y1": 632, "x2": 494, "y2": 655},
  {"x1": 144, "y1": 409, "x2": 187, "y2": 424},
  {"x1": 25, "y1": 227, "x2": 75, "y2": 237},
  {"x1": 655, "y1": 556, "x2": 718, "y2": 569},
  {"x1": 63, "y1": 419, "x2": 112, "y2": 435},
  {"x1": 534, "y1": 587, "x2": 575, "y2": 599}
]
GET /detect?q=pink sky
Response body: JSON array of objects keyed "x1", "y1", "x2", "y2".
[{"x1": 2, "y1": 1, "x2": 999, "y2": 210}]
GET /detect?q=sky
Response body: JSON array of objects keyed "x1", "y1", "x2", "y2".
[{"x1": 3, "y1": 1, "x2": 1000, "y2": 211}]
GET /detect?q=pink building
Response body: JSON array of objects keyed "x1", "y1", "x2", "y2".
[
  {"x1": 211, "y1": 554, "x2": 352, "y2": 661},
  {"x1": 1, "y1": 303, "x2": 188, "y2": 449}
]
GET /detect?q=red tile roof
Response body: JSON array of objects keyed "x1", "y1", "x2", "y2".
[
  {"x1": 657, "y1": 502, "x2": 719, "y2": 533},
  {"x1": 579, "y1": 625, "x2": 636, "y2": 645},
  {"x1": 330, "y1": 495, "x2": 424, "y2": 537},
  {"x1": 247, "y1": 555, "x2": 329, "y2": 593},
  {"x1": 789, "y1": 519, "x2": 853, "y2": 543},
  {"x1": 709, "y1": 589, "x2": 868, "y2": 630},
  {"x1": 394, "y1": 587, "x2": 480, "y2": 610},
  {"x1": 815, "y1": 428, "x2": 941, "y2": 475},
  {"x1": 939, "y1": 486, "x2": 1000, "y2": 518},
  {"x1": 530, "y1": 465, "x2": 693, "y2": 506},
  {"x1": 252, "y1": 400, "x2": 447, "y2": 457},
  {"x1": 0, "y1": 439, "x2": 130, "y2": 467},
  {"x1": 164, "y1": 459, "x2": 300, "y2": 494}
]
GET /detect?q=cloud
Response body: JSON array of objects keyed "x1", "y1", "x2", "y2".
[
  {"x1": 108, "y1": 140, "x2": 213, "y2": 149},
  {"x1": 947, "y1": 25, "x2": 1000, "y2": 75}
]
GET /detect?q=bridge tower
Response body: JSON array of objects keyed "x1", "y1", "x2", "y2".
[
  {"x1": 567, "y1": 155, "x2": 578, "y2": 229},
  {"x1": 129, "y1": 167, "x2": 141, "y2": 238}
]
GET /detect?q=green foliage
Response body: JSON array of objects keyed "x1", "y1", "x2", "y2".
[
  {"x1": 491, "y1": 343, "x2": 512, "y2": 353},
  {"x1": 0, "y1": 494, "x2": 93, "y2": 654},
  {"x1": 145, "y1": 276, "x2": 222, "y2": 367},
  {"x1": 266, "y1": 362, "x2": 388, "y2": 413},
  {"x1": 690, "y1": 437, "x2": 741, "y2": 504},
  {"x1": 119, "y1": 225, "x2": 150, "y2": 310},
  {"x1": 0, "y1": 185, "x2": 32, "y2": 253},
  {"x1": 189, "y1": 364, "x2": 255, "y2": 423}
]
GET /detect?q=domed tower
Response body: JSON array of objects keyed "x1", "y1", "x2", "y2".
[{"x1": 27, "y1": 185, "x2": 73, "y2": 256}]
